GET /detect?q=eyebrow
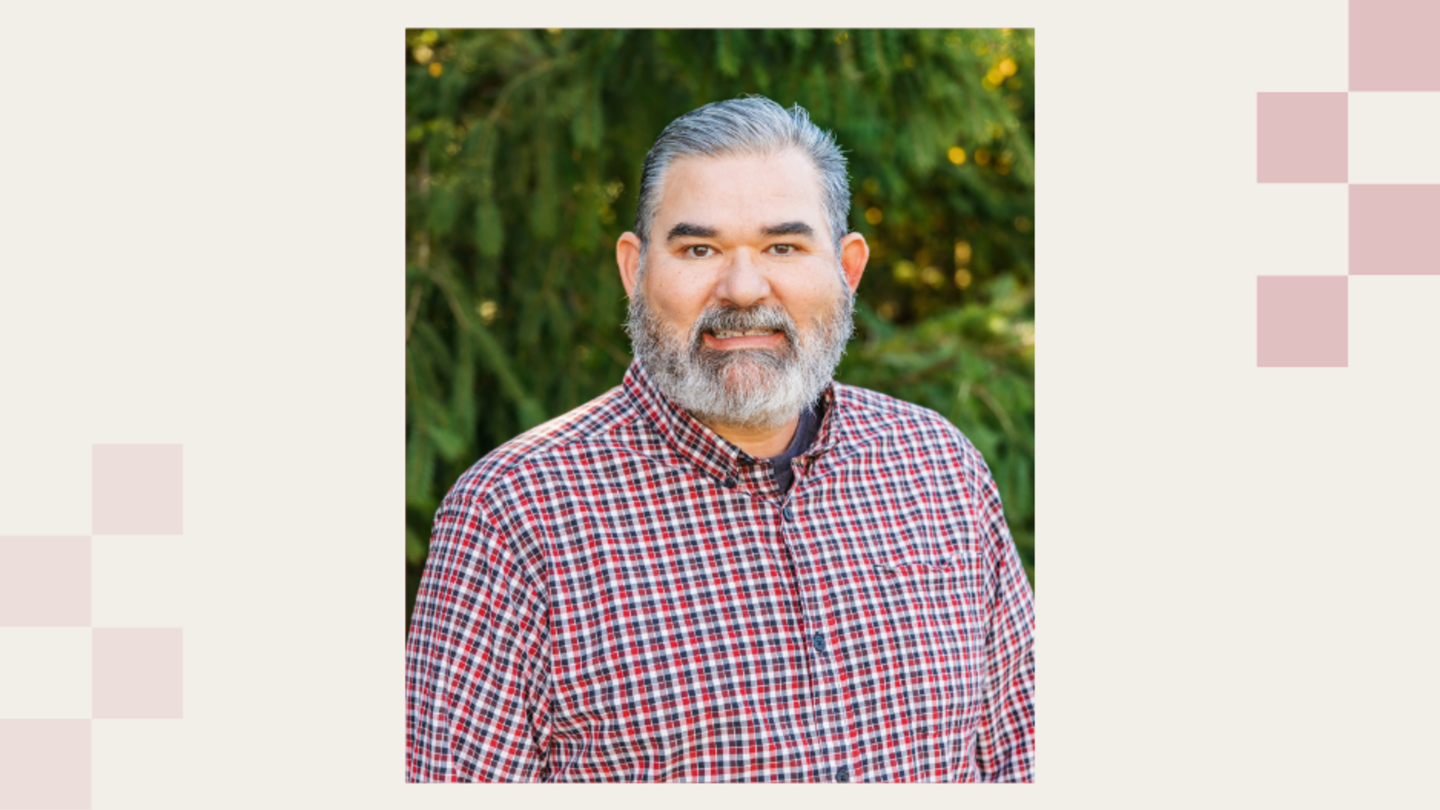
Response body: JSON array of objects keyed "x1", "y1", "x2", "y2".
[
  {"x1": 664, "y1": 221, "x2": 816, "y2": 242},
  {"x1": 761, "y1": 221, "x2": 815, "y2": 238},
  {"x1": 666, "y1": 222, "x2": 718, "y2": 241}
]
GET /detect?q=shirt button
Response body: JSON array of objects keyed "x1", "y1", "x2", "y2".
[
  {"x1": 834, "y1": 766, "x2": 849, "y2": 782},
  {"x1": 722, "y1": 477, "x2": 736, "y2": 488},
  {"x1": 812, "y1": 633, "x2": 826, "y2": 652},
  {"x1": 782, "y1": 506, "x2": 795, "y2": 521}
]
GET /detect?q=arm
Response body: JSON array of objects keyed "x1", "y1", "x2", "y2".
[
  {"x1": 405, "y1": 495, "x2": 552, "y2": 781},
  {"x1": 966, "y1": 446, "x2": 1036, "y2": 782}
]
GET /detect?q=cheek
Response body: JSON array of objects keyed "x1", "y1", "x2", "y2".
[
  {"x1": 645, "y1": 272, "x2": 711, "y2": 326},
  {"x1": 776, "y1": 277, "x2": 845, "y2": 326}
]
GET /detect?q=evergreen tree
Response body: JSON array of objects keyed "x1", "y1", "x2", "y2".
[{"x1": 406, "y1": 29, "x2": 1036, "y2": 618}]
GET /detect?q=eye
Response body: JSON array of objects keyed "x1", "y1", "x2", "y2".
[
  {"x1": 769, "y1": 244, "x2": 796, "y2": 256},
  {"x1": 684, "y1": 245, "x2": 715, "y2": 258}
]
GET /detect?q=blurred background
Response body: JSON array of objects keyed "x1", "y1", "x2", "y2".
[{"x1": 405, "y1": 29, "x2": 1035, "y2": 619}]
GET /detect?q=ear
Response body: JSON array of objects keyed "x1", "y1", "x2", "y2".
[
  {"x1": 838, "y1": 232, "x2": 869, "y2": 293},
  {"x1": 617, "y1": 231, "x2": 644, "y2": 297}
]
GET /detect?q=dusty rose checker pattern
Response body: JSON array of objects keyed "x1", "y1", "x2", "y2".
[
  {"x1": 1257, "y1": 276, "x2": 1349, "y2": 367},
  {"x1": 1255, "y1": 1, "x2": 1440, "y2": 366},
  {"x1": 407, "y1": 362, "x2": 1035, "y2": 782},
  {"x1": 1256, "y1": 93, "x2": 1347, "y2": 183},
  {"x1": 1351, "y1": 0, "x2": 1440, "y2": 91},
  {"x1": 92, "y1": 444, "x2": 183, "y2": 536},
  {"x1": 0, "y1": 720, "x2": 90, "y2": 810},
  {"x1": 93, "y1": 629, "x2": 184, "y2": 720},
  {"x1": 0, "y1": 538, "x2": 90, "y2": 627},
  {"x1": 0, "y1": 445, "x2": 184, "y2": 810},
  {"x1": 1349, "y1": 185, "x2": 1440, "y2": 275}
]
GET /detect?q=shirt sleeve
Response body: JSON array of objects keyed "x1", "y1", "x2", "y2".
[
  {"x1": 965, "y1": 445, "x2": 1036, "y2": 783},
  {"x1": 405, "y1": 493, "x2": 552, "y2": 781}
]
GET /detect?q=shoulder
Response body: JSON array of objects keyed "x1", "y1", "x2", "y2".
[
  {"x1": 424, "y1": 383, "x2": 640, "y2": 593},
  {"x1": 440, "y1": 382, "x2": 638, "y2": 516},
  {"x1": 832, "y1": 383, "x2": 1015, "y2": 555},
  {"x1": 832, "y1": 382, "x2": 980, "y2": 460},
  {"x1": 830, "y1": 381, "x2": 1000, "y2": 503}
]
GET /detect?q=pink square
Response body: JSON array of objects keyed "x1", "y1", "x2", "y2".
[
  {"x1": 1350, "y1": 185, "x2": 1440, "y2": 275},
  {"x1": 92, "y1": 445, "x2": 182, "y2": 535},
  {"x1": 93, "y1": 628, "x2": 183, "y2": 719},
  {"x1": 1257, "y1": 276, "x2": 1348, "y2": 368},
  {"x1": 0, "y1": 537, "x2": 90, "y2": 626},
  {"x1": 1352, "y1": 0, "x2": 1440, "y2": 90},
  {"x1": 1257, "y1": 93, "x2": 1347, "y2": 183},
  {"x1": 0, "y1": 720, "x2": 90, "y2": 809}
]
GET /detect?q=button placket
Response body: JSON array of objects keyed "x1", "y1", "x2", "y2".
[{"x1": 775, "y1": 490, "x2": 851, "y2": 775}]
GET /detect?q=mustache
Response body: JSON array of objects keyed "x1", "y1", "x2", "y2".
[{"x1": 689, "y1": 305, "x2": 799, "y2": 348}]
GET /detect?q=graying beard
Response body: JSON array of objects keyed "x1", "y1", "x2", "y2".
[{"x1": 626, "y1": 283, "x2": 854, "y2": 432}]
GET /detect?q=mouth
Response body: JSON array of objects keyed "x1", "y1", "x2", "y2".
[{"x1": 701, "y1": 328, "x2": 786, "y2": 350}]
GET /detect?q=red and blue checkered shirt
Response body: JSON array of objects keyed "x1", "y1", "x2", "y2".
[{"x1": 406, "y1": 361, "x2": 1035, "y2": 782}]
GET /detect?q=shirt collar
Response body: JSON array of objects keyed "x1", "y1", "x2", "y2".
[{"x1": 622, "y1": 359, "x2": 847, "y2": 496}]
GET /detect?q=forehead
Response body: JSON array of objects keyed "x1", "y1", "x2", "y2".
[{"x1": 653, "y1": 149, "x2": 826, "y2": 236}]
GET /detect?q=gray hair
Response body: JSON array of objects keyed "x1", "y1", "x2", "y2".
[{"x1": 634, "y1": 96, "x2": 851, "y2": 254}]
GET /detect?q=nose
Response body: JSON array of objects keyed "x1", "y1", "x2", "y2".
[{"x1": 713, "y1": 248, "x2": 772, "y2": 309}]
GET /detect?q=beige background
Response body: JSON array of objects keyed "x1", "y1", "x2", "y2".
[{"x1": 2, "y1": 0, "x2": 1437, "y2": 806}]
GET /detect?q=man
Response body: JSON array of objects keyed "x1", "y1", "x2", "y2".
[{"x1": 406, "y1": 96, "x2": 1035, "y2": 782}]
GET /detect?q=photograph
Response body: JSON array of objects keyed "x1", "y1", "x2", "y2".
[
  {"x1": 16, "y1": 0, "x2": 1440, "y2": 806},
  {"x1": 402, "y1": 28, "x2": 1035, "y2": 782}
]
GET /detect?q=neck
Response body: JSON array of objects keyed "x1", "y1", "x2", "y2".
[{"x1": 703, "y1": 413, "x2": 801, "y2": 459}]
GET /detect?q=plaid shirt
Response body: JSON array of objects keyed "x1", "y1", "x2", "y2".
[{"x1": 406, "y1": 361, "x2": 1035, "y2": 782}]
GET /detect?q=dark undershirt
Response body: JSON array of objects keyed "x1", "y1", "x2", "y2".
[{"x1": 763, "y1": 400, "x2": 825, "y2": 494}]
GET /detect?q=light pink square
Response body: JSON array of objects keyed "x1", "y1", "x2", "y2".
[
  {"x1": 1257, "y1": 93, "x2": 1347, "y2": 183},
  {"x1": 0, "y1": 720, "x2": 90, "y2": 809},
  {"x1": 93, "y1": 628, "x2": 183, "y2": 719},
  {"x1": 1257, "y1": 276, "x2": 1348, "y2": 368},
  {"x1": 1350, "y1": 185, "x2": 1440, "y2": 275},
  {"x1": 1352, "y1": 0, "x2": 1440, "y2": 91},
  {"x1": 92, "y1": 445, "x2": 182, "y2": 535},
  {"x1": 0, "y1": 537, "x2": 90, "y2": 626}
]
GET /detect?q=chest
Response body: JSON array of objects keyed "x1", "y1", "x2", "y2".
[{"x1": 536, "y1": 456, "x2": 992, "y2": 779}]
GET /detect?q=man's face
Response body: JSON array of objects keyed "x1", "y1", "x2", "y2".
[{"x1": 618, "y1": 149, "x2": 868, "y2": 430}]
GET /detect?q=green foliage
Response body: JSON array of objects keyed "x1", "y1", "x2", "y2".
[{"x1": 406, "y1": 29, "x2": 1036, "y2": 615}]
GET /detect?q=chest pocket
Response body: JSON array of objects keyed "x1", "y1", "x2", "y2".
[
  {"x1": 878, "y1": 551, "x2": 983, "y2": 604},
  {"x1": 869, "y1": 553, "x2": 989, "y2": 741}
]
